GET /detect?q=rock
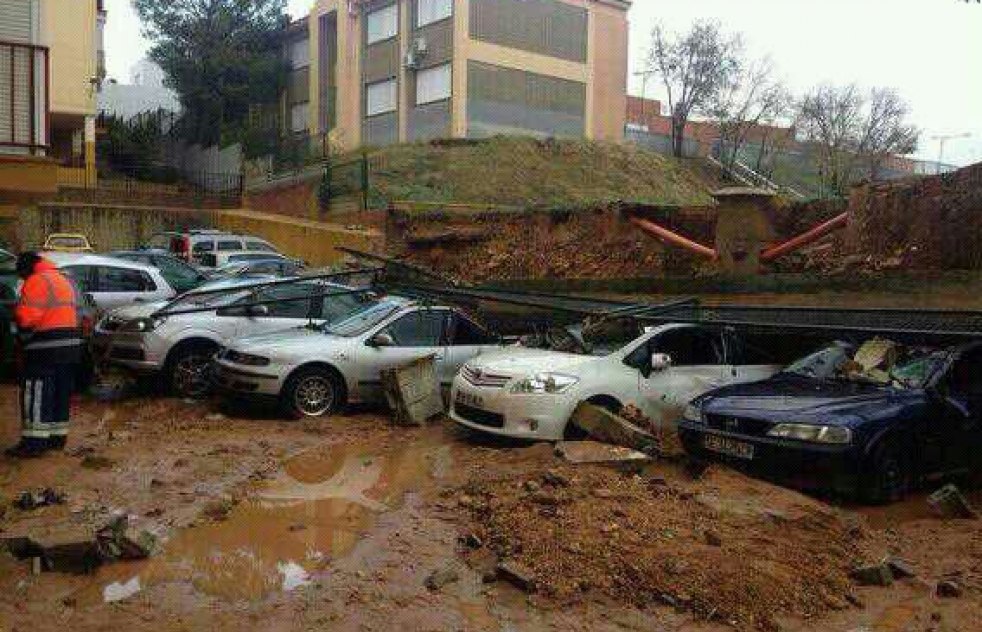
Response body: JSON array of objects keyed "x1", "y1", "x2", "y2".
[
  {"x1": 481, "y1": 570, "x2": 498, "y2": 584},
  {"x1": 851, "y1": 563, "x2": 894, "y2": 587},
  {"x1": 80, "y1": 456, "x2": 114, "y2": 471},
  {"x1": 569, "y1": 403, "x2": 658, "y2": 453},
  {"x1": 555, "y1": 441, "x2": 652, "y2": 470},
  {"x1": 936, "y1": 580, "x2": 962, "y2": 598},
  {"x1": 522, "y1": 480, "x2": 541, "y2": 494},
  {"x1": 424, "y1": 567, "x2": 460, "y2": 591},
  {"x1": 530, "y1": 492, "x2": 560, "y2": 506},
  {"x1": 96, "y1": 516, "x2": 157, "y2": 560},
  {"x1": 497, "y1": 560, "x2": 536, "y2": 592},
  {"x1": 704, "y1": 530, "x2": 723, "y2": 547},
  {"x1": 541, "y1": 470, "x2": 571, "y2": 488},
  {"x1": 883, "y1": 556, "x2": 916, "y2": 579},
  {"x1": 461, "y1": 533, "x2": 483, "y2": 549},
  {"x1": 927, "y1": 484, "x2": 978, "y2": 520},
  {"x1": 14, "y1": 488, "x2": 67, "y2": 511}
]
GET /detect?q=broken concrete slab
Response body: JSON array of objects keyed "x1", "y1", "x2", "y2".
[
  {"x1": 555, "y1": 441, "x2": 652, "y2": 471},
  {"x1": 497, "y1": 559, "x2": 536, "y2": 593},
  {"x1": 927, "y1": 484, "x2": 978, "y2": 520},
  {"x1": 569, "y1": 403, "x2": 658, "y2": 454},
  {"x1": 381, "y1": 355, "x2": 444, "y2": 426}
]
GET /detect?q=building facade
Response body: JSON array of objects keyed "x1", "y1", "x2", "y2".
[{"x1": 276, "y1": 0, "x2": 630, "y2": 151}]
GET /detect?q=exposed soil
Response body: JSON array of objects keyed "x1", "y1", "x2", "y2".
[{"x1": 1, "y1": 386, "x2": 980, "y2": 632}]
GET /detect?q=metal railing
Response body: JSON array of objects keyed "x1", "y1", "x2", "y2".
[
  {"x1": 57, "y1": 161, "x2": 244, "y2": 207},
  {"x1": 0, "y1": 40, "x2": 49, "y2": 156}
]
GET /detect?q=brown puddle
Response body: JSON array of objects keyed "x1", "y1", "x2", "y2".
[{"x1": 73, "y1": 434, "x2": 453, "y2": 605}]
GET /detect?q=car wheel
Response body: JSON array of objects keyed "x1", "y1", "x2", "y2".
[
  {"x1": 168, "y1": 345, "x2": 217, "y2": 398},
  {"x1": 862, "y1": 439, "x2": 911, "y2": 505},
  {"x1": 282, "y1": 367, "x2": 343, "y2": 419}
]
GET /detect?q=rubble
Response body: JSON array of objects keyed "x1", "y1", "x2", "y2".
[
  {"x1": 380, "y1": 355, "x2": 444, "y2": 426},
  {"x1": 883, "y1": 556, "x2": 917, "y2": 580},
  {"x1": 424, "y1": 566, "x2": 460, "y2": 591},
  {"x1": 13, "y1": 488, "x2": 67, "y2": 511},
  {"x1": 850, "y1": 562, "x2": 894, "y2": 587},
  {"x1": 569, "y1": 403, "x2": 658, "y2": 454},
  {"x1": 496, "y1": 560, "x2": 537, "y2": 593},
  {"x1": 927, "y1": 484, "x2": 978, "y2": 520},
  {"x1": 554, "y1": 441, "x2": 652, "y2": 470}
]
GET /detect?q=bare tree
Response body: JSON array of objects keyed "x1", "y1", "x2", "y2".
[
  {"x1": 797, "y1": 85, "x2": 919, "y2": 195},
  {"x1": 705, "y1": 56, "x2": 792, "y2": 173},
  {"x1": 644, "y1": 21, "x2": 743, "y2": 158}
]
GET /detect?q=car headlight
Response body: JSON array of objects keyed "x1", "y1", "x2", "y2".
[
  {"x1": 511, "y1": 372, "x2": 579, "y2": 394},
  {"x1": 122, "y1": 317, "x2": 166, "y2": 333},
  {"x1": 767, "y1": 423, "x2": 852, "y2": 444},
  {"x1": 225, "y1": 350, "x2": 271, "y2": 367},
  {"x1": 683, "y1": 402, "x2": 704, "y2": 424}
]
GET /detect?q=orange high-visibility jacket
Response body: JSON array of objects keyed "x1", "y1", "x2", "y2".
[{"x1": 15, "y1": 259, "x2": 82, "y2": 352}]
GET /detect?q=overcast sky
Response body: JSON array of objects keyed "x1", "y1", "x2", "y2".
[{"x1": 104, "y1": 0, "x2": 982, "y2": 166}]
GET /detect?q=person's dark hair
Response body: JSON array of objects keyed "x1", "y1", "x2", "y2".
[{"x1": 15, "y1": 252, "x2": 42, "y2": 279}]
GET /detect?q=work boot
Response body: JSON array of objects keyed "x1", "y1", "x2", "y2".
[
  {"x1": 4, "y1": 439, "x2": 49, "y2": 459},
  {"x1": 48, "y1": 436, "x2": 68, "y2": 451}
]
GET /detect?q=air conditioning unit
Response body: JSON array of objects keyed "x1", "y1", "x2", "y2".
[
  {"x1": 414, "y1": 37, "x2": 429, "y2": 57},
  {"x1": 404, "y1": 51, "x2": 418, "y2": 70}
]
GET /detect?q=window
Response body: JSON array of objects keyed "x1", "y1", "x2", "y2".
[
  {"x1": 417, "y1": 0, "x2": 452, "y2": 27},
  {"x1": 252, "y1": 285, "x2": 313, "y2": 319},
  {"x1": 156, "y1": 257, "x2": 200, "y2": 284},
  {"x1": 366, "y1": 79, "x2": 397, "y2": 116},
  {"x1": 97, "y1": 267, "x2": 156, "y2": 293},
  {"x1": 192, "y1": 241, "x2": 214, "y2": 253},
  {"x1": 217, "y1": 240, "x2": 243, "y2": 252},
  {"x1": 246, "y1": 241, "x2": 277, "y2": 252},
  {"x1": 383, "y1": 310, "x2": 446, "y2": 347},
  {"x1": 416, "y1": 63, "x2": 451, "y2": 105},
  {"x1": 61, "y1": 266, "x2": 94, "y2": 293},
  {"x1": 291, "y1": 102, "x2": 309, "y2": 133},
  {"x1": 366, "y1": 4, "x2": 398, "y2": 44},
  {"x1": 289, "y1": 39, "x2": 309, "y2": 69},
  {"x1": 449, "y1": 314, "x2": 496, "y2": 346},
  {"x1": 653, "y1": 329, "x2": 723, "y2": 367}
]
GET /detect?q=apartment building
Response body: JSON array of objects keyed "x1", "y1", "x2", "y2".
[
  {"x1": 0, "y1": 0, "x2": 103, "y2": 166},
  {"x1": 276, "y1": 0, "x2": 630, "y2": 151}
]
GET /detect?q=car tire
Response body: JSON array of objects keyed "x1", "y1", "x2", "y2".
[
  {"x1": 862, "y1": 439, "x2": 911, "y2": 505},
  {"x1": 281, "y1": 367, "x2": 344, "y2": 419},
  {"x1": 167, "y1": 343, "x2": 218, "y2": 399}
]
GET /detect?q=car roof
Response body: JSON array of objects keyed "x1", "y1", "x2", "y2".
[{"x1": 42, "y1": 252, "x2": 159, "y2": 273}]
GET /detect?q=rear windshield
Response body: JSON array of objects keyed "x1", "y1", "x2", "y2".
[{"x1": 323, "y1": 300, "x2": 402, "y2": 337}]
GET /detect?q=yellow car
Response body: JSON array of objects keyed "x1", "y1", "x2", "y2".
[{"x1": 43, "y1": 233, "x2": 94, "y2": 253}]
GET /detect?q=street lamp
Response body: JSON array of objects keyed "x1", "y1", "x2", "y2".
[{"x1": 931, "y1": 132, "x2": 972, "y2": 173}]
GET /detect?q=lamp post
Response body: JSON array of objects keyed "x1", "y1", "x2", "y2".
[{"x1": 931, "y1": 132, "x2": 971, "y2": 173}]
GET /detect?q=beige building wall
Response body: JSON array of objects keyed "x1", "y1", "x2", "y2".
[
  {"x1": 42, "y1": 0, "x2": 97, "y2": 117},
  {"x1": 588, "y1": 1, "x2": 629, "y2": 141}
]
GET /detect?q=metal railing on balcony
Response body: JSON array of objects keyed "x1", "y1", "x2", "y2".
[{"x1": 0, "y1": 40, "x2": 49, "y2": 156}]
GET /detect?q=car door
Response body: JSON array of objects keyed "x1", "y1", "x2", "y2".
[
  {"x1": 351, "y1": 308, "x2": 449, "y2": 402},
  {"x1": 444, "y1": 311, "x2": 502, "y2": 385},
  {"x1": 232, "y1": 283, "x2": 317, "y2": 338},
  {"x1": 638, "y1": 326, "x2": 728, "y2": 427},
  {"x1": 93, "y1": 266, "x2": 159, "y2": 310}
]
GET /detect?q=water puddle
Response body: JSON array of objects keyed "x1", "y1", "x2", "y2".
[{"x1": 73, "y1": 436, "x2": 453, "y2": 605}]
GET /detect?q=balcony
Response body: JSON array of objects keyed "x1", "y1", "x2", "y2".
[{"x1": 0, "y1": 40, "x2": 50, "y2": 156}]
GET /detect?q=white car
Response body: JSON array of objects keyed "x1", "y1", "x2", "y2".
[
  {"x1": 212, "y1": 301, "x2": 506, "y2": 418},
  {"x1": 45, "y1": 252, "x2": 176, "y2": 312},
  {"x1": 95, "y1": 277, "x2": 372, "y2": 396},
  {"x1": 449, "y1": 323, "x2": 782, "y2": 441}
]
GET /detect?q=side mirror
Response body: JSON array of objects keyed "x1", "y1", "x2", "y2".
[
  {"x1": 651, "y1": 353, "x2": 673, "y2": 372},
  {"x1": 247, "y1": 304, "x2": 270, "y2": 317},
  {"x1": 367, "y1": 332, "x2": 395, "y2": 348}
]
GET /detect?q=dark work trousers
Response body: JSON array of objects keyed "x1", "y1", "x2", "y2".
[{"x1": 20, "y1": 362, "x2": 75, "y2": 442}]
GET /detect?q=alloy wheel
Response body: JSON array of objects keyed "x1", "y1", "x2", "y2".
[{"x1": 294, "y1": 375, "x2": 336, "y2": 417}]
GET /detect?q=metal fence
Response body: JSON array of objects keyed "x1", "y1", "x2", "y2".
[{"x1": 58, "y1": 162, "x2": 243, "y2": 207}]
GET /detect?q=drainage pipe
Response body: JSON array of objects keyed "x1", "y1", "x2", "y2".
[
  {"x1": 629, "y1": 217, "x2": 718, "y2": 259},
  {"x1": 760, "y1": 213, "x2": 848, "y2": 262}
]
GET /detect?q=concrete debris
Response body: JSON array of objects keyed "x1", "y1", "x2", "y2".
[
  {"x1": 424, "y1": 566, "x2": 460, "y2": 591},
  {"x1": 541, "y1": 470, "x2": 571, "y2": 488},
  {"x1": 554, "y1": 441, "x2": 652, "y2": 470},
  {"x1": 927, "y1": 484, "x2": 978, "y2": 520},
  {"x1": 883, "y1": 556, "x2": 916, "y2": 579},
  {"x1": 850, "y1": 563, "x2": 894, "y2": 587},
  {"x1": 7, "y1": 516, "x2": 157, "y2": 575},
  {"x1": 381, "y1": 355, "x2": 444, "y2": 426},
  {"x1": 497, "y1": 559, "x2": 537, "y2": 593},
  {"x1": 569, "y1": 403, "x2": 658, "y2": 454},
  {"x1": 14, "y1": 488, "x2": 67, "y2": 511}
]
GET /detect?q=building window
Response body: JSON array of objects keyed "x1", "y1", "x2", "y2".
[
  {"x1": 366, "y1": 4, "x2": 399, "y2": 44},
  {"x1": 291, "y1": 102, "x2": 309, "y2": 133},
  {"x1": 417, "y1": 0, "x2": 452, "y2": 28},
  {"x1": 366, "y1": 79, "x2": 397, "y2": 116},
  {"x1": 416, "y1": 63, "x2": 451, "y2": 105},
  {"x1": 289, "y1": 39, "x2": 309, "y2": 69}
]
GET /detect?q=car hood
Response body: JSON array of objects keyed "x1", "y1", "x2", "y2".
[
  {"x1": 700, "y1": 376, "x2": 918, "y2": 420},
  {"x1": 231, "y1": 327, "x2": 337, "y2": 357},
  {"x1": 470, "y1": 346, "x2": 599, "y2": 376},
  {"x1": 108, "y1": 301, "x2": 170, "y2": 320}
]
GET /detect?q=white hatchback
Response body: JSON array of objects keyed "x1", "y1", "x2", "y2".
[{"x1": 450, "y1": 323, "x2": 782, "y2": 441}]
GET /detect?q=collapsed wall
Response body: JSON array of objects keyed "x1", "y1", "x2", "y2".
[{"x1": 844, "y1": 163, "x2": 982, "y2": 269}]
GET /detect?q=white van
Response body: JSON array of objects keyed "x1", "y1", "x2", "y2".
[{"x1": 144, "y1": 230, "x2": 281, "y2": 268}]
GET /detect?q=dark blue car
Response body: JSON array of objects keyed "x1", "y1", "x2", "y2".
[{"x1": 677, "y1": 341, "x2": 982, "y2": 503}]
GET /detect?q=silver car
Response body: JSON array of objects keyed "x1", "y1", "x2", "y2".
[
  {"x1": 45, "y1": 252, "x2": 176, "y2": 312},
  {"x1": 212, "y1": 300, "x2": 505, "y2": 418},
  {"x1": 95, "y1": 277, "x2": 374, "y2": 397}
]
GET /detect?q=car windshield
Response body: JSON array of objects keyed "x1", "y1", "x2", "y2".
[
  {"x1": 784, "y1": 341, "x2": 945, "y2": 389},
  {"x1": 322, "y1": 300, "x2": 403, "y2": 337},
  {"x1": 519, "y1": 317, "x2": 646, "y2": 357},
  {"x1": 48, "y1": 236, "x2": 86, "y2": 248}
]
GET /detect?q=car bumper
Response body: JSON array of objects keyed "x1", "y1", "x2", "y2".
[
  {"x1": 448, "y1": 379, "x2": 576, "y2": 441},
  {"x1": 212, "y1": 359, "x2": 285, "y2": 397},
  {"x1": 92, "y1": 332, "x2": 164, "y2": 373},
  {"x1": 677, "y1": 421, "x2": 863, "y2": 495}
]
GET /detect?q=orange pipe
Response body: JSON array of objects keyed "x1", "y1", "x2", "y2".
[
  {"x1": 630, "y1": 217, "x2": 717, "y2": 259},
  {"x1": 761, "y1": 213, "x2": 848, "y2": 262}
]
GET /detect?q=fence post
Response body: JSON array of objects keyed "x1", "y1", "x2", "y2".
[{"x1": 360, "y1": 153, "x2": 369, "y2": 213}]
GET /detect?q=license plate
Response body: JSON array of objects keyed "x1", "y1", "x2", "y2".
[
  {"x1": 704, "y1": 435, "x2": 755, "y2": 460},
  {"x1": 455, "y1": 390, "x2": 484, "y2": 409}
]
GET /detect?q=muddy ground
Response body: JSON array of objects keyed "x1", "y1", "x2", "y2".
[{"x1": 0, "y1": 385, "x2": 980, "y2": 632}]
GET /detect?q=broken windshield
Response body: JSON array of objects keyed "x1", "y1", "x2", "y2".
[
  {"x1": 785, "y1": 340, "x2": 945, "y2": 389},
  {"x1": 321, "y1": 300, "x2": 404, "y2": 337}
]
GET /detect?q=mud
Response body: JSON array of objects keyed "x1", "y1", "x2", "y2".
[{"x1": 1, "y1": 386, "x2": 980, "y2": 632}]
